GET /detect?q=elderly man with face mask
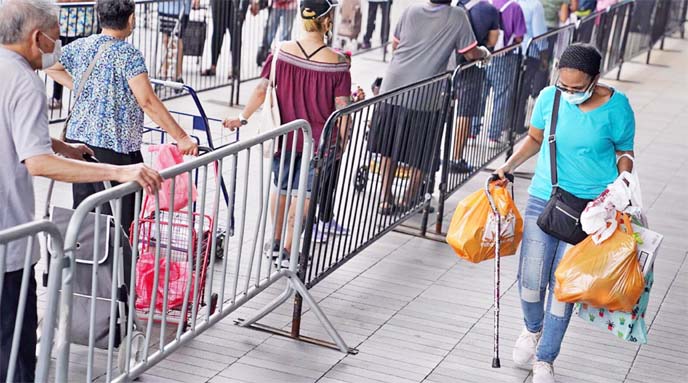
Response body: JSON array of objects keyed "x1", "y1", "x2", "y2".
[{"x1": 0, "y1": 1, "x2": 164, "y2": 381}]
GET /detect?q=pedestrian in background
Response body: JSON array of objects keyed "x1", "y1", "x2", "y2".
[
  {"x1": 0, "y1": 1, "x2": 162, "y2": 381},
  {"x1": 46, "y1": 0, "x2": 198, "y2": 230},
  {"x1": 202, "y1": 0, "x2": 242, "y2": 78},
  {"x1": 157, "y1": 0, "x2": 197, "y2": 83},
  {"x1": 541, "y1": 0, "x2": 578, "y2": 30},
  {"x1": 361, "y1": 0, "x2": 391, "y2": 49},
  {"x1": 48, "y1": 0, "x2": 96, "y2": 111},
  {"x1": 496, "y1": 44, "x2": 635, "y2": 383},
  {"x1": 370, "y1": 0, "x2": 491, "y2": 214}
]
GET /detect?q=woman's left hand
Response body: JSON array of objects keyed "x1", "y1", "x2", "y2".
[
  {"x1": 223, "y1": 118, "x2": 243, "y2": 131},
  {"x1": 353, "y1": 86, "x2": 365, "y2": 102},
  {"x1": 62, "y1": 142, "x2": 95, "y2": 161}
]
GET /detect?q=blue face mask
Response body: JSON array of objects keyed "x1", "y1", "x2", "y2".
[{"x1": 561, "y1": 87, "x2": 594, "y2": 105}]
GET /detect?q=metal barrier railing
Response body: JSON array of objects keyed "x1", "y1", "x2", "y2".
[
  {"x1": 51, "y1": 120, "x2": 350, "y2": 381},
  {"x1": 0, "y1": 220, "x2": 66, "y2": 383},
  {"x1": 279, "y1": 74, "x2": 451, "y2": 338}
]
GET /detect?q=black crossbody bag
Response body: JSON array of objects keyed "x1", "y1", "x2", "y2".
[{"x1": 536, "y1": 90, "x2": 592, "y2": 245}]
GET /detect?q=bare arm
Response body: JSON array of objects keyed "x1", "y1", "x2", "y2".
[
  {"x1": 128, "y1": 73, "x2": 198, "y2": 155},
  {"x1": 25, "y1": 154, "x2": 162, "y2": 194},
  {"x1": 496, "y1": 126, "x2": 544, "y2": 179},
  {"x1": 486, "y1": 30, "x2": 500, "y2": 49},
  {"x1": 560, "y1": 3, "x2": 571, "y2": 23},
  {"x1": 617, "y1": 151, "x2": 634, "y2": 173},
  {"x1": 44, "y1": 62, "x2": 74, "y2": 90},
  {"x1": 462, "y1": 44, "x2": 490, "y2": 61},
  {"x1": 570, "y1": 0, "x2": 579, "y2": 12},
  {"x1": 222, "y1": 79, "x2": 268, "y2": 130}
]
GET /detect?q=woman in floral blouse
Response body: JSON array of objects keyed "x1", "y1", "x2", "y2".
[{"x1": 46, "y1": 0, "x2": 198, "y2": 229}]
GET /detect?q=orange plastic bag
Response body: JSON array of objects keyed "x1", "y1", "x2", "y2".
[
  {"x1": 554, "y1": 214, "x2": 644, "y2": 312},
  {"x1": 446, "y1": 182, "x2": 523, "y2": 263}
]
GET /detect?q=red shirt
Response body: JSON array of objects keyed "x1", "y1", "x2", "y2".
[{"x1": 261, "y1": 50, "x2": 352, "y2": 154}]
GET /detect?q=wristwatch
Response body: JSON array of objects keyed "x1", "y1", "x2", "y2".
[{"x1": 239, "y1": 114, "x2": 248, "y2": 126}]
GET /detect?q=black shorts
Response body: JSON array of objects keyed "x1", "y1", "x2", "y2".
[
  {"x1": 454, "y1": 65, "x2": 487, "y2": 117},
  {"x1": 159, "y1": 13, "x2": 189, "y2": 37},
  {"x1": 367, "y1": 103, "x2": 442, "y2": 173}
]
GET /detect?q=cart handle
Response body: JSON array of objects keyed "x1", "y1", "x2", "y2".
[{"x1": 150, "y1": 78, "x2": 187, "y2": 91}]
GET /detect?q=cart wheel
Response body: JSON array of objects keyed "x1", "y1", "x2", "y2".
[
  {"x1": 215, "y1": 230, "x2": 226, "y2": 261},
  {"x1": 117, "y1": 330, "x2": 145, "y2": 375},
  {"x1": 210, "y1": 293, "x2": 219, "y2": 315},
  {"x1": 354, "y1": 165, "x2": 368, "y2": 193}
]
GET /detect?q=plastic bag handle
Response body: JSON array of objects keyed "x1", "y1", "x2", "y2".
[
  {"x1": 489, "y1": 173, "x2": 515, "y2": 183},
  {"x1": 617, "y1": 212, "x2": 633, "y2": 234}
]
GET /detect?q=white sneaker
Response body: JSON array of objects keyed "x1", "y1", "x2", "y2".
[
  {"x1": 532, "y1": 361, "x2": 556, "y2": 383},
  {"x1": 512, "y1": 327, "x2": 541, "y2": 369}
]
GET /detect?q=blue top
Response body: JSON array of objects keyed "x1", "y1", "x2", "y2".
[
  {"x1": 158, "y1": 0, "x2": 192, "y2": 16},
  {"x1": 528, "y1": 86, "x2": 635, "y2": 200},
  {"x1": 517, "y1": 0, "x2": 548, "y2": 51},
  {"x1": 61, "y1": 34, "x2": 148, "y2": 154}
]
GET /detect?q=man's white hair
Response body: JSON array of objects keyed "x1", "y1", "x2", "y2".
[{"x1": 0, "y1": 0, "x2": 59, "y2": 45}]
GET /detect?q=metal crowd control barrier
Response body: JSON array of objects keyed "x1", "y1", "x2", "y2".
[
  {"x1": 53, "y1": 120, "x2": 349, "y2": 382},
  {"x1": 280, "y1": 73, "x2": 451, "y2": 338},
  {"x1": 0, "y1": 221, "x2": 66, "y2": 383}
]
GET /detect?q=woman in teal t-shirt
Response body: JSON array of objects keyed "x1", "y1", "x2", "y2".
[{"x1": 495, "y1": 44, "x2": 635, "y2": 383}]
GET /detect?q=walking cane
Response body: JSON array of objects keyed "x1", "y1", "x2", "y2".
[{"x1": 484, "y1": 173, "x2": 514, "y2": 368}]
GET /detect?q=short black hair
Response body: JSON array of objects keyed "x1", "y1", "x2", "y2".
[
  {"x1": 558, "y1": 43, "x2": 602, "y2": 77},
  {"x1": 96, "y1": 0, "x2": 135, "y2": 31}
]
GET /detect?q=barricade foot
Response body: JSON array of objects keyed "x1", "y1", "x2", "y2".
[{"x1": 234, "y1": 271, "x2": 354, "y2": 354}]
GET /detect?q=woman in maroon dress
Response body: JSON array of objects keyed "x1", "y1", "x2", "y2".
[{"x1": 223, "y1": 0, "x2": 361, "y2": 265}]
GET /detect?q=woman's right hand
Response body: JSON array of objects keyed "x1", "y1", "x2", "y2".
[
  {"x1": 494, "y1": 163, "x2": 513, "y2": 186},
  {"x1": 177, "y1": 135, "x2": 199, "y2": 156},
  {"x1": 223, "y1": 118, "x2": 243, "y2": 131}
]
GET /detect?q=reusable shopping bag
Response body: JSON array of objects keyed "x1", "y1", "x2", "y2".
[
  {"x1": 554, "y1": 214, "x2": 645, "y2": 312},
  {"x1": 146, "y1": 144, "x2": 198, "y2": 215},
  {"x1": 135, "y1": 251, "x2": 195, "y2": 312},
  {"x1": 576, "y1": 219, "x2": 661, "y2": 344},
  {"x1": 446, "y1": 182, "x2": 523, "y2": 263},
  {"x1": 576, "y1": 271, "x2": 653, "y2": 344}
]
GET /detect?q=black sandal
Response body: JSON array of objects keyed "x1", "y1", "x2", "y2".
[
  {"x1": 200, "y1": 68, "x2": 216, "y2": 76},
  {"x1": 378, "y1": 202, "x2": 397, "y2": 215}
]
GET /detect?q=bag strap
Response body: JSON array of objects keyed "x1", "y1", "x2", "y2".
[
  {"x1": 549, "y1": 90, "x2": 562, "y2": 188},
  {"x1": 499, "y1": 0, "x2": 516, "y2": 13},
  {"x1": 464, "y1": 0, "x2": 481, "y2": 11},
  {"x1": 62, "y1": 39, "x2": 116, "y2": 138},
  {"x1": 269, "y1": 42, "x2": 281, "y2": 89}
]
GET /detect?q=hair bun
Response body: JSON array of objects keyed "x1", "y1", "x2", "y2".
[{"x1": 301, "y1": 8, "x2": 317, "y2": 19}]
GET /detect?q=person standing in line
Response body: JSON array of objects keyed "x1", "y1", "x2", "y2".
[
  {"x1": 201, "y1": 0, "x2": 243, "y2": 78},
  {"x1": 370, "y1": 0, "x2": 491, "y2": 214},
  {"x1": 157, "y1": 0, "x2": 197, "y2": 83},
  {"x1": 496, "y1": 44, "x2": 635, "y2": 383},
  {"x1": 451, "y1": 0, "x2": 499, "y2": 173},
  {"x1": 255, "y1": 0, "x2": 299, "y2": 66},
  {"x1": 46, "y1": 0, "x2": 198, "y2": 230},
  {"x1": 479, "y1": 0, "x2": 526, "y2": 146},
  {"x1": 541, "y1": 0, "x2": 577, "y2": 30},
  {"x1": 360, "y1": 0, "x2": 391, "y2": 49},
  {"x1": 48, "y1": 0, "x2": 96, "y2": 110},
  {"x1": 223, "y1": 0, "x2": 363, "y2": 263},
  {"x1": 0, "y1": 2, "x2": 163, "y2": 381},
  {"x1": 517, "y1": 0, "x2": 547, "y2": 48}
]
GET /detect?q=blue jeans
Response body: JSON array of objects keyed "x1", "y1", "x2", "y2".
[
  {"x1": 265, "y1": 8, "x2": 297, "y2": 48},
  {"x1": 469, "y1": 55, "x2": 516, "y2": 141},
  {"x1": 518, "y1": 195, "x2": 574, "y2": 363}
]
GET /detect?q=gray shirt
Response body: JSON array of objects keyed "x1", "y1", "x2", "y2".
[
  {"x1": 0, "y1": 47, "x2": 53, "y2": 272},
  {"x1": 380, "y1": 2, "x2": 477, "y2": 93}
]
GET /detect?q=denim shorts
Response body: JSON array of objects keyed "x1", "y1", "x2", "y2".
[{"x1": 272, "y1": 152, "x2": 314, "y2": 196}]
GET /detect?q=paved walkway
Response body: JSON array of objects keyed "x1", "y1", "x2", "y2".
[{"x1": 38, "y1": 32, "x2": 688, "y2": 383}]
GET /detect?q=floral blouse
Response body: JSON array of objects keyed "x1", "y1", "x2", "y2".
[{"x1": 60, "y1": 35, "x2": 148, "y2": 154}]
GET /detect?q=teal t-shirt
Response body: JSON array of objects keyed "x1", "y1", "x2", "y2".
[{"x1": 528, "y1": 86, "x2": 635, "y2": 201}]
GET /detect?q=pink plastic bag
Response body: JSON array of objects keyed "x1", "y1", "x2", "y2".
[
  {"x1": 135, "y1": 251, "x2": 195, "y2": 311},
  {"x1": 146, "y1": 144, "x2": 197, "y2": 214}
]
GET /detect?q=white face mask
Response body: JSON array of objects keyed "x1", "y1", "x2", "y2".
[
  {"x1": 561, "y1": 86, "x2": 594, "y2": 105},
  {"x1": 38, "y1": 32, "x2": 62, "y2": 69}
]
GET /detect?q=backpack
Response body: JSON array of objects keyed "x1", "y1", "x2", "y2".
[{"x1": 337, "y1": 0, "x2": 363, "y2": 39}]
